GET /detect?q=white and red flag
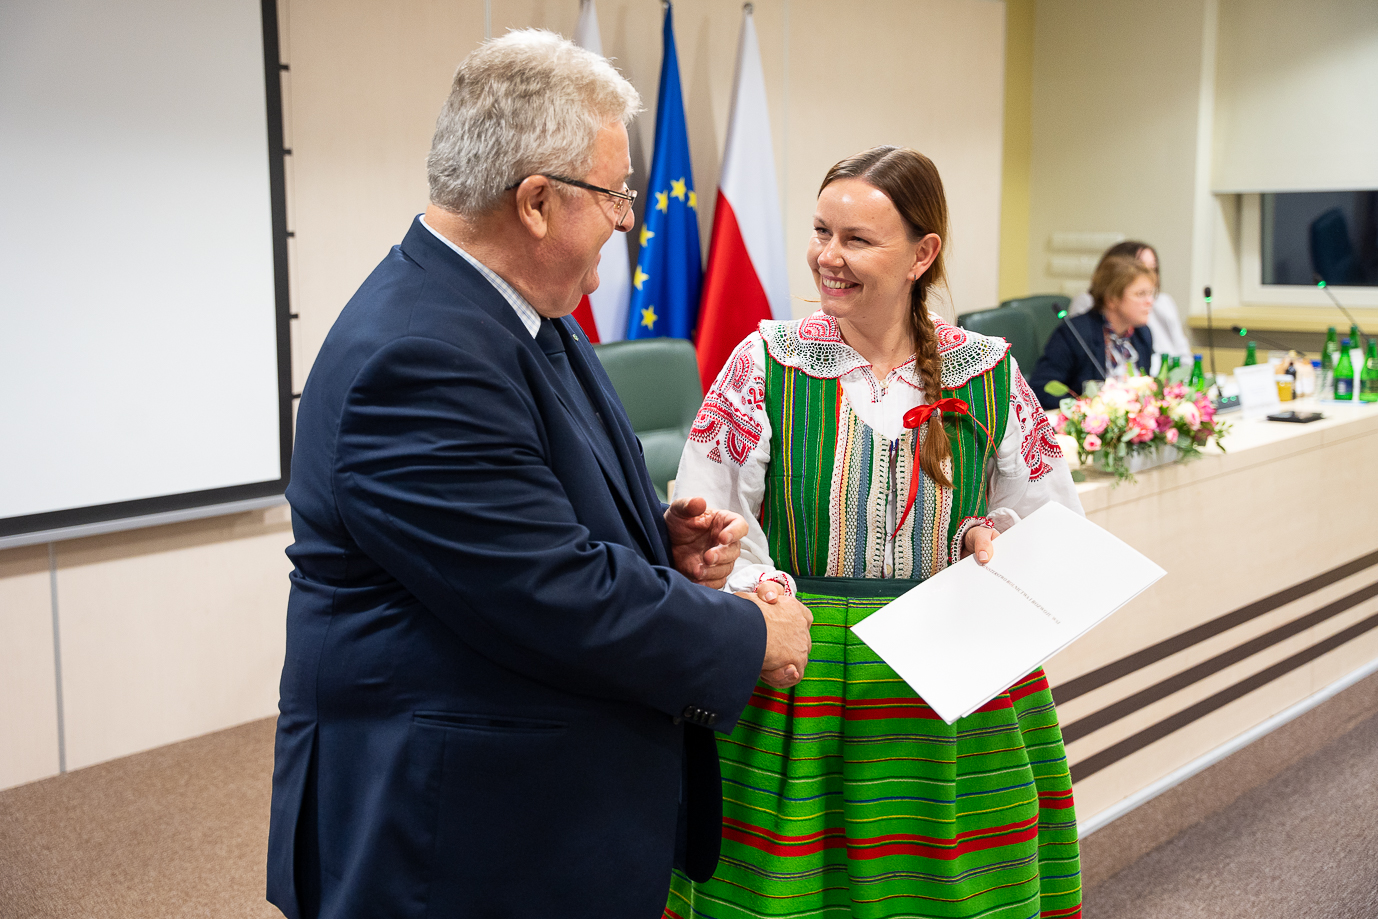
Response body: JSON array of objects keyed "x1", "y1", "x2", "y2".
[
  {"x1": 570, "y1": 0, "x2": 632, "y2": 343},
  {"x1": 694, "y1": 4, "x2": 790, "y2": 387}
]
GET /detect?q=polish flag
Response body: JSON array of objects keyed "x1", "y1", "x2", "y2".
[
  {"x1": 570, "y1": 0, "x2": 632, "y2": 343},
  {"x1": 694, "y1": 5, "x2": 790, "y2": 388}
]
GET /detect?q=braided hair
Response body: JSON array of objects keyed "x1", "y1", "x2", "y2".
[{"x1": 819, "y1": 146, "x2": 953, "y2": 488}]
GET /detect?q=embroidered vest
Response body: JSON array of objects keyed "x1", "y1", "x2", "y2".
[{"x1": 758, "y1": 315, "x2": 1011, "y2": 581}]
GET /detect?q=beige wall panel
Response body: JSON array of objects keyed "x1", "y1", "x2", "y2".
[
  {"x1": 1049, "y1": 423, "x2": 1378, "y2": 689},
  {"x1": 784, "y1": 0, "x2": 1005, "y2": 322},
  {"x1": 1028, "y1": 0, "x2": 1207, "y2": 311},
  {"x1": 0, "y1": 546, "x2": 60, "y2": 790},
  {"x1": 1072, "y1": 666, "x2": 1310, "y2": 819},
  {"x1": 1065, "y1": 588, "x2": 1378, "y2": 766},
  {"x1": 1056, "y1": 567, "x2": 1378, "y2": 728},
  {"x1": 1042, "y1": 411, "x2": 1378, "y2": 822},
  {"x1": 1212, "y1": 0, "x2": 1378, "y2": 192},
  {"x1": 53, "y1": 508, "x2": 292, "y2": 771},
  {"x1": 284, "y1": 0, "x2": 487, "y2": 378}
]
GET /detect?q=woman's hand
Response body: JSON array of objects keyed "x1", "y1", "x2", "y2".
[
  {"x1": 741, "y1": 580, "x2": 808, "y2": 688},
  {"x1": 962, "y1": 525, "x2": 998, "y2": 565}
]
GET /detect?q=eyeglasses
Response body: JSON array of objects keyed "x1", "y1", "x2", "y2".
[{"x1": 506, "y1": 174, "x2": 637, "y2": 225}]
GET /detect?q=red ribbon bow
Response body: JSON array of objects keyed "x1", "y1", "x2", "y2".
[
  {"x1": 891, "y1": 398, "x2": 971, "y2": 542},
  {"x1": 903, "y1": 397, "x2": 970, "y2": 429}
]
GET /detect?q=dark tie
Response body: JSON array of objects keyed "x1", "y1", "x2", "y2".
[{"x1": 535, "y1": 318, "x2": 613, "y2": 447}]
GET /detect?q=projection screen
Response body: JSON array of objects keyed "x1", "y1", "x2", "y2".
[{"x1": 0, "y1": 0, "x2": 291, "y2": 548}]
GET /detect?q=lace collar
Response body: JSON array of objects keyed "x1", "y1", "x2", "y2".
[{"x1": 759, "y1": 310, "x2": 1010, "y2": 389}]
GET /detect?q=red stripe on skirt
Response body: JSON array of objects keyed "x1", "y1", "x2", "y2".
[{"x1": 723, "y1": 815, "x2": 1041, "y2": 861}]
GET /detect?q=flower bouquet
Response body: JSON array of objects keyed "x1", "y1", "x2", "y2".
[{"x1": 1054, "y1": 374, "x2": 1230, "y2": 484}]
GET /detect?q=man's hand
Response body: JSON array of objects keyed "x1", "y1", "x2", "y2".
[
  {"x1": 962, "y1": 525, "x2": 999, "y2": 565},
  {"x1": 665, "y1": 496, "x2": 747, "y2": 589},
  {"x1": 737, "y1": 581, "x2": 812, "y2": 689}
]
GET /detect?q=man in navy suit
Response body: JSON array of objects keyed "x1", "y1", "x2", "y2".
[{"x1": 266, "y1": 30, "x2": 813, "y2": 919}]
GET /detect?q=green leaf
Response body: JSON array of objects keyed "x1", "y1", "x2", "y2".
[{"x1": 1044, "y1": 380, "x2": 1071, "y2": 397}]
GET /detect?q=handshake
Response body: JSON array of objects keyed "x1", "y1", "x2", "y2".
[
  {"x1": 737, "y1": 583, "x2": 813, "y2": 689},
  {"x1": 663, "y1": 496, "x2": 813, "y2": 689}
]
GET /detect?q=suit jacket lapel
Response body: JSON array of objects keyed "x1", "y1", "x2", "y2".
[
  {"x1": 557, "y1": 317, "x2": 668, "y2": 566},
  {"x1": 398, "y1": 218, "x2": 662, "y2": 561}
]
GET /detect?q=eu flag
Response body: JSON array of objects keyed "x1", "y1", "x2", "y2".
[{"x1": 626, "y1": 3, "x2": 701, "y2": 340}]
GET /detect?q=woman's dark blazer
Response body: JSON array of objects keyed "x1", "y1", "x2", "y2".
[{"x1": 1028, "y1": 309, "x2": 1154, "y2": 409}]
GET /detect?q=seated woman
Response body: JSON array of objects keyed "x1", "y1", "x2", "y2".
[
  {"x1": 1068, "y1": 240, "x2": 1191, "y2": 362},
  {"x1": 1029, "y1": 254, "x2": 1156, "y2": 409},
  {"x1": 668, "y1": 145, "x2": 1084, "y2": 919}
]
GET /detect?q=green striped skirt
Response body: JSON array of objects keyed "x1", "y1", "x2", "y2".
[{"x1": 666, "y1": 577, "x2": 1081, "y2": 919}]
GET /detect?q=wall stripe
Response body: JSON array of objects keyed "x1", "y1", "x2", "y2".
[
  {"x1": 1071, "y1": 608, "x2": 1378, "y2": 782},
  {"x1": 1062, "y1": 577, "x2": 1378, "y2": 744},
  {"x1": 1055, "y1": 548, "x2": 1378, "y2": 704}
]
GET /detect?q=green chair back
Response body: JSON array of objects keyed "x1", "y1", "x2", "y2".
[
  {"x1": 956, "y1": 307, "x2": 1040, "y2": 374},
  {"x1": 593, "y1": 337, "x2": 703, "y2": 501},
  {"x1": 999, "y1": 294, "x2": 1071, "y2": 356}
]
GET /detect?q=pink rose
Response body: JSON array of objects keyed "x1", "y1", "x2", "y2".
[
  {"x1": 1054, "y1": 413, "x2": 1068, "y2": 433},
  {"x1": 1165, "y1": 428, "x2": 1179, "y2": 444},
  {"x1": 1156, "y1": 413, "x2": 1174, "y2": 431},
  {"x1": 1083, "y1": 413, "x2": 1110, "y2": 435},
  {"x1": 1083, "y1": 433, "x2": 1102, "y2": 452},
  {"x1": 1166, "y1": 383, "x2": 1187, "y2": 400},
  {"x1": 1131, "y1": 425, "x2": 1155, "y2": 443}
]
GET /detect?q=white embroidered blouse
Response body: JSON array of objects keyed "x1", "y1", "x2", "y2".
[{"x1": 674, "y1": 312, "x2": 1084, "y2": 595}]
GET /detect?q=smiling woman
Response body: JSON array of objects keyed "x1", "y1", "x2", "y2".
[{"x1": 668, "y1": 145, "x2": 1087, "y2": 919}]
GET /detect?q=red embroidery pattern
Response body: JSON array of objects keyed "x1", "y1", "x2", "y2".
[
  {"x1": 1012, "y1": 373, "x2": 1062, "y2": 482},
  {"x1": 757, "y1": 571, "x2": 795, "y2": 596},
  {"x1": 797, "y1": 313, "x2": 842, "y2": 342},
  {"x1": 933, "y1": 320, "x2": 969, "y2": 355},
  {"x1": 691, "y1": 344, "x2": 764, "y2": 466}
]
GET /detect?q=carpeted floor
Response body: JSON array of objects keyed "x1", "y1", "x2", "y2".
[
  {"x1": 1086, "y1": 710, "x2": 1378, "y2": 918},
  {"x1": 0, "y1": 718, "x2": 279, "y2": 919},
  {"x1": 3, "y1": 710, "x2": 1377, "y2": 918}
]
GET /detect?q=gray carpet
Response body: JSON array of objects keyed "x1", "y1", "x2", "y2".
[{"x1": 1086, "y1": 711, "x2": 1378, "y2": 918}]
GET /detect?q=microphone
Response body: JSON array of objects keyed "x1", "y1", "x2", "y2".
[
  {"x1": 1314, "y1": 273, "x2": 1366, "y2": 339},
  {"x1": 1051, "y1": 301, "x2": 1107, "y2": 379},
  {"x1": 1204, "y1": 286, "x2": 1218, "y2": 377},
  {"x1": 1231, "y1": 325, "x2": 1305, "y2": 357}
]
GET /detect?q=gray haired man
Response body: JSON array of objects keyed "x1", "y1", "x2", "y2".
[{"x1": 267, "y1": 29, "x2": 812, "y2": 919}]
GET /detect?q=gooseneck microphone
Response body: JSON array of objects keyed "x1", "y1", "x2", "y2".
[
  {"x1": 1232, "y1": 325, "x2": 1305, "y2": 356},
  {"x1": 1315, "y1": 273, "x2": 1366, "y2": 338},
  {"x1": 1051, "y1": 301, "x2": 1107, "y2": 379}
]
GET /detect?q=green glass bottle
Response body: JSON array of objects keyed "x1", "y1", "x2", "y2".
[
  {"x1": 1170, "y1": 355, "x2": 1181, "y2": 371},
  {"x1": 1362, "y1": 340, "x2": 1378, "y2": 404},
  {"x1": 1350, "y1": 324, "x2": 1364, "y2": 353},
  {"x1": 1243, "y1": 341, "x2": 1258, "y2": 366},
  {"x1": 1321, "y1": 327, "x2": 1340, "y2": 399},
  {"x1": 1334, "y1": 338, "x2": 1355, "y2": 401},
  {"x1": 1188, "y1": 353, "x2": 1205, "y2": 392}
]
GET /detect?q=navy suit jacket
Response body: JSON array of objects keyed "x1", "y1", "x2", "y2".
[
  {"x1": 1028, "y1": 310, "x2": 1154, "y2": 409},
  {"x1": 267, "y1": 217, "x2": 766, "y2": 919}
]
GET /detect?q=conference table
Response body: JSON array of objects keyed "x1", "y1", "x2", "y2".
[{"x1": 1046, "y1": 399, "x2": 1378, "y2": 833}]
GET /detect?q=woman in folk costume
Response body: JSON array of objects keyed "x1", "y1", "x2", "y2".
[{"x1": 667, "y1": 146, "x2": 1085, "y2": 919}]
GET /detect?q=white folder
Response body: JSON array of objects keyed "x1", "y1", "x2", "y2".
[{"x1": 852, "y1": 502, "x2": 1165, "y2": 724}]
